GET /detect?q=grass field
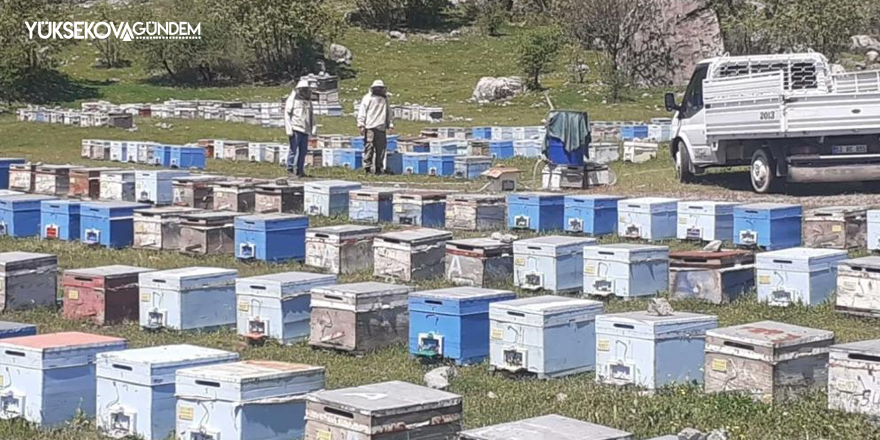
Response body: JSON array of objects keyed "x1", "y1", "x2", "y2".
[{"x1": 4, "y1": 12, "x2": 880, "y2": 440}]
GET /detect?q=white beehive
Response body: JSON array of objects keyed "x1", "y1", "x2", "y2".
[
  {"x1": 139, "y1": 267, "x2": 237, "y2": 331},
  {"x1": 460, "y1": 414, "x2": 632, "y2": 440},
  {"x1": 828, "y1": 339, "x2": 880, "y2": 416}
]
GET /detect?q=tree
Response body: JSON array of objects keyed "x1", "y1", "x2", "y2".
[
  {"x1": 466, "y1": 0, "x2": 510, "y2": 36},
  {"x1": 93, "y1": 2, "x2": 129, "y2": 68},
  {"x1": 515, "y1": 26, "x2": 563, "y2": 90},
  {"x1": 353, "y1": 0, "x2": 450, "y2": 30},
  {"x1": 0, "y1": 0, "x2": 69, "y2": 102}
]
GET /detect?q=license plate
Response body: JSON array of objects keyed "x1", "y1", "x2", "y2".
[{"x1": 831, "y1": 144, "x2": 867, "y2": 154}]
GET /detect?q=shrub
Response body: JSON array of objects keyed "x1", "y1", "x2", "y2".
[{"x1": 516, "y1": 26, "x2": 564, "y2": 90}]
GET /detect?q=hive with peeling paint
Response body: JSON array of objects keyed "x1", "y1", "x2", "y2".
[
  {"x1": 305, "y1": 225, "x2": 380, "y2": 274},
  {"x1": 803, "y1": 206, "x2": 868, "y2": 249},
  {"x1": 828, "y1": 339, "x2": 880, "y2": 416},
  {"x1": 0, "y1": 252, "x2": 58, "y2": 312},
  {"x1": 836, "y1": 256, "x2": 880, "y2": 317},
  {"x1": 445, "y1": 238, "x2": 513, "y2": 287},
  {"x1": 373, "y1": 228, "x2": 452, "y2": 282},
  {"x1": 756, "y1": 247, "x2": 847, "y2": 307},
  {"x1": 62, "y1": 265, "x2": 155, "y2": 325},
  {"x1": 460, "y1": 414, "x2": 632, "y2": 440}
]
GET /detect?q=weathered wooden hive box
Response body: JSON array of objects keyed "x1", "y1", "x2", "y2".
[
  {"x1": 95, "y1": 345, "x2": 239, "y2": 440},
  {"x1": 304, "y1": 149, "x2": 323, "y2": 169},
  {"x1": 133, "y1": 206, "x2": 202, "y2": 251},
  {"x1": 69, "y1": 167, "x2": 117, "y2": 200},
  {"x1": 0, "y1": 158, "x2": 25, "y2": 190},
  {"x1": 595, "y1": 311, "x2": 718, "y2": 389},
  {"x1": 468, "y1": 139, "x2": 491, "y2": 156},
  {"x1": 668, "y1": 250, "x2": 754, "y2": 304},
  {"x1": 8, "y1": 162, "x2": 37, "y2": 193},
  {"x1": 136, "y1": 170, "x2": 190, "y2": 206},
  {"x1": 445, "y1": 193, "x2": 505, "y2": 231},
  {"x1": 212, "y1": 179, "x2": 261, "y2": 212},
  {"x1": 80, "y1": 201, "x2": 151, "y2": 248},
  {"x1": 139, "y1": 267, "x2": 237, "y2": 331},
  {"x1": 40, "y1": 199, "x2": 81, "y2": 241},
  {"x1": 35, "y1": 164, "x2": 81, "y2": 196},
  {"x1": 177, "y1": 361, "x2": 326, "y2": 440},
  {"x1": 135, "y1": 142, "x2": 157, "y2": 164},
  {"x1": 676, "y1": 201, "x2": 737, "y2": 242},
  {"x1": 733, "y1": 203, "x2": 802, "y2": 250},
  {"x1": 803, "y1": 205, "x2": 868, "y2": 249},
  {"x1": 0, "y1": 332, "x2": 126, "y2": 427},
  {"x1": 373, "y1": 228, "x2": 452, "y2": 282},
  {"x1": 410, "y1": 287, "x2": 515, "y2": 365},
  {"x1": 828, "y1": 339, "x2": 880, "y2": 416},
  {"x1": 304, "y1": 180, "x2": 361, "y2": 217},
  {"x1": 305, "y1": 224, "x2": 381, "y2": 274},
  {"x1": 489, "y1": 295, "x2": 604, "y2": 378},
  {"x1": 542, "y1": 163, "x2": 585, "y2": 191},
  {"x1": 564, "y1": 195, "x2": 623, "y2": 236},
  {"x1": 393, "y1": 190, "x2": 448, "y2": 227},
  {"x1": 0, "y1": 252, "x2": 58, "y2": 312},
  {"x1": 197, "y1": 139, "x2": 215, "y2": 158},
  {"x1": 460, "y1": 414, "x2": 633, "y2": 440},
  {"x1": 705, "y1": 321, "x2": 833, "y2": 403},
  {"x1": 445, "y1": 238, "x2": 513, "y2": 287},
  {"x1": 617, "y1": 197, "x2": 678, "y2": 241},
  {"x1": 0, "y1": 194, "x2": 57, "y2": 237},
  {"x1": 255, "y1": 181, "x2": 304, "y2": 213},
  {"x1": 62, "y1": 265, "x2": 154, "y2": 325},
  {"x1": 100, "y1": 170, "x2": 137, "y2": 202},
  {"x1": 0, "y1": 321, "x2": 37, "y2": 339},
  {"x1": 235, "y1": 213, "x2": 309, "y2": 262},
  {"x1": 507, "y1": 192, "x2": 564, "y2": 232},
  {"x1": 179, "y1": 211, "x2": 241, "y2": 255},
  {"x1": 221, "y1": 140, "x2": 249, "y2": 160},
  {"x1": 309, "y1": 282, "x2": 412, "y2": 353},
  {"x1": 454, "y1": 155, "x2": 492, "y2": 179},
  {"x1": 756, "y1": 247, "x2": 847, "y2": 307},
  {"x1": 349, "y1": 187, "x2": 399, "y2": 223},
  {"x1": 583, "y1": 244, "x2": 668, "y2": 299},
  {"x1": 514, "y1": 236, "x2": 596, "y2": 294},
  {"x1": 171, "y1": 174, "x2": 228, "y2": 209},
  {"x1": 305, "y1": 381, "x2": 462, "y2": 440},
  {"x1": 837, "y1": 256, "x2": 880, "y2": 317},
  {"x1": 236, "y1": 272, "x2": 337, "y2": 344},
  {"x1": 91, "y1": 141, "x2": 112, "y2": 160}
]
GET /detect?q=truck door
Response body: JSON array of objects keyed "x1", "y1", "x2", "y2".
[{"x1": 677, "y1": 64, "x2": 710, "y2": 163}]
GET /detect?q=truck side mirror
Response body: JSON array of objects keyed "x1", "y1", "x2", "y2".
[{"x1": 664, "y1": 93, "x2": 680, "y2": 112}]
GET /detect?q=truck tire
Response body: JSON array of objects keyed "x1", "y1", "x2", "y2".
[
  {"x1": 675, "y1": 147, "x2": 696, "y2": 184},
  {"x1": 750, "y1": 149, "x2": 779, "y2": 193}
]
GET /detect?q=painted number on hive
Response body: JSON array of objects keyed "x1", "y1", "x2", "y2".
[{"x1": 760, "y1": 111, "x2": 776, "y2": 120}]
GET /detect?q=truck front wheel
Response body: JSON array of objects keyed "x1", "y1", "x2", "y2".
[
  {"x1": 675, "y1": 147, "x2": 696, "y2": 184},
  {"x1": 751, "y1": 149, "x2": 779, "y2": 193}
]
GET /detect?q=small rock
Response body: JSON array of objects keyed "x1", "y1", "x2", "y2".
[
  {"x1": 486, "y1": 391, "x2": 497, "y2": 399},
  {"x1": 677, "y1": 428, "x2": 703, "y2": 440},
  {"x1": 329, "y1": 44, "x2": 353, "y2": 65},
  {"x1": 706, "y1": 430, "x2": 729, "y2": 440},
  {"x1": 388, "y1": 31, "x2": 407, "y2": 41},
  {"x1": 647, "y1": 298, "x2": 674, "y2": 316},
  {"x1": 830, "y1": 63, "x2": 846, "y2": 75},
  {"x1": 450, "y1": 30, "x2": 462, "y2": 37},
  {"x1": 556, "y1": 393, "x2": 568, "y2": 402},
  {"x1": 702, "y1": 240, "x2": 723, "y2": 252},
  {"x1": 424, "y1": 366, "x2": 456, "y2": 390},
  {"x1": 868, "y1": 50, "x2": 880, "y2": 64},
  {"x1": 472, "y1": 76, "x2": 526, "y2": 102},
  {"x1": 490, "y1": 232, "x2": 518, "y2": 243},
  {"x1": 852, "y1": 35, "x2": 880, "y2": 53}
]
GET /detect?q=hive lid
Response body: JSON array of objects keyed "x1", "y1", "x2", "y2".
[
  {"x1": 841, "y1": 256, "x2": 880, "y2": 269},
  {"x1": 178, "y1": 360, "x2": 324, "y2": 384},
  {"x1": 65, "y1": 265, "x2": 154, "y2": 278},
  {"x1": 0, "y1": 194, "x2": 59, "y2": 205},
  {"x1": 669, "y1": 250, "x2": 754, "y2": 268},
  {"x1": 755, "y1": 247, "x2": 848, "y2": 265},
  {"x1": 1, "y1": 332, "x2": 124, "y2": 351},
  {"x1": 0, "y1": 252, "x2": 56, "y2": 270},
  {"x1": 140, "y1": 266, "x2": 237, "y2": 290},
  {"x1": 516, "y1": 235, "x2": 596, "y2": 247},
  {"x1": 307, "y1": 380, "x2": 460, "y2": 415},
  {"x1": 173, "y1": 174, "x2": 228, "y2": 183},
  {"x1": 447, "y1": 193, "x2": 505, "y2": 202},
  {"x1": 71, "y1": 166, "x2": 119, "y2": 174},
  {"x1": 460, "y1": 415, "x2": 632, "y2": 440},
  {"x1": 135, "y1": 206, "x2": 202, "y2": 216},
  {"x1": 0, "y1": 321, "x2": 35, "y2": 332},
  {"x1": 492, "y1": 295, "x2": 603, "y2": 316},
  {"x1": 307, "y1": 224, "x2": 381, "y2": 237},
  {"x1": 508, "y1": 191, "x2": 562, "y2": 199},
  {"x1": 81, "y1": 201, "x2": 151, "y2": 210},
  {"x1": 98, "y1": 344, "x2": 238, "y2": 368},
  {"x1": 236, "y1": 271, "x2": 337, "y2": 298},
  {"x1": 620, "y1": 197, "x2": 678, "y2": 205},
  {"x1": 808, "y1": 205, "x2": 870, "y2": 216},
  {"x1": 312, "y1": 282, "x2": 412, "y2": 298},
  {"x1": 412, "y1": 287, "x2": 515, "y2": 302},
  {"x1": 377, "y1": 227, "x2": 453, "y2": 243},
  {"x1": 306, "y1": 180, "x2": 361, "y2": 190},
  {"x1": 351, "y1": 186, "x2": 400, "y2": 196},
  {"x1": 831, "y1": 338, "x2": 880, "y2": 355},
  {"x1": 736, "y1": 202, "x2": 800, "y2": 210},
  {"x1": 707, "y1": 321, "x2": 834, "y2": 349},
  {"x1": 447, "y1": 237, "x2": 511, "y2": 250},
  {"x1": 597, "y1": 311, "x2": 718, "y2": 339}
]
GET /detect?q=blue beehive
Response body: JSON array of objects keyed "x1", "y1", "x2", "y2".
[
  {"x1": 513, "y1": 236, "x2": 597, "y2": 293},
  {"x1": 236, "y1": 272, "x2": 337, "y2": 344},
  {"x1": 0, "y1": 321, "x2": 36, "y2": 339},
  {"x1": 621, "y1": 125, "x2": 649, "y2": 140},
  {"x1": 546, "y1": 136, "x2": 585, "y2": 166},
  {"x1": 350, "y1": 136, "x2": 364, "y2": 150},
  {"x1": 235, "y1": 213, "x2": 309, "y2": 262},
  {"x1": 388, "y1": 134, "x2": 398, "y2": 151},
  {"x1": 489, "y1": 140, "x2": 514, "y2": 159},
  {"x1": 338, "y1": 148, "x2": 363, "y2": 170},
  {"x1": 169, "y1": 146, "x2": 206, "y2": 170},
  {"x1": 139, "y1": 267, "x2": 237, "y2": 331},
  {"x1": 677, "y1": 201, "x2": 738, "y2": 242},
  {"x1": 153, "y1": 145, "x2": 173, "y2": 167},
  {"x1": 507, "y1": 192, "x2": 565, "y2": 232},
  {"x1": 583, "y1": 244, "x2": 669, "y2": 299},
  {"x1": 472, "y1": 127, "x2": 492, "y2": 139},
  {"x1": 80, "y1": 201, "x2": 150, "y2": 248},
  {"x1": 454, "y1": 156, "x2": 492, "y2": 179},
  {"x1": 564, "y1": 195, "x2": 623, "y2": 235},
  {"x1": 734, "y1": 203, "x2": 803, "y2": 250},
  {"x1": 428, "y1": 154, "x2": 456, "y2": 176},
  {"x1": 40, "y1": 200, "x2": 81, "y2": 241},
  {"x1": 595, "y1": 312, "x2": 718, "y2": 390},
  {"x1": 0, "y1": 158, "x2": 25, "y2": 189},
  {"x1": 429, "y1": 138, "x2": 463, "y2": 155},
  {"x1": 409, "y1": 287, "x2": 515, "y2": 365},
  {"x1": 385, "y1": 151, "x2": 403, "y2": 175},
  {"x1": 176, "y1": 361, "x2": 325, "y2": 440},
  {"x1": 0, "y1": 332, "x2": 127, "y2": 427},
  {"x1": 136, "y1": 170, "x2": 190, "y2": 205},
  {"x1": 392, "y1": 191, "x2": 447, "y2": 227},
  {"x1": 617, "y1": 197, "x2": 679, "y2": 241},
  {"x1": 303, "y1": 180, "x2": 361, "y2": 217},
  {"x1": 0, "y1": 194, "x2": 58, "y2": 238},
  {"x1": 513, "y1": 139, "x2": 542, "y2": 158},
  {"x1": 349, "y1": 187, "x2": 398, "y2": 223},
  {"x1": 403, "y1": 153, "x2": 430, "y2": 174},
  {"x1": 756, "y1": 247, "x2": 847, "y2": 307},
  {"x1": 95, "y1": 345, "x2": 239, "y2": 440}
]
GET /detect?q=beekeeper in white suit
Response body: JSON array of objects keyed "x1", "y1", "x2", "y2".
[
  {"x1": 357, "y1": 79, "x2": 394, "y2": 174},
  {"x1": 284, "y1": 79, "x2": 315, "y2": 177}
]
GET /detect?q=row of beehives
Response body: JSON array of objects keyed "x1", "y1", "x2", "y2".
[
  {"x1": 391, "y1": 103, "x2": 445, "y2": 122},
  {"x1": 590, "y1": 118, "x2": 673, "y2": 143},
  {"x1": 16, "y1": 106, "x2": 133, "y2": 129},
  {"x1": 80, "y1": 140, "x2": 207, "y2": 169}
]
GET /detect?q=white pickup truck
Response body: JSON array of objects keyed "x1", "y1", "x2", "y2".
[{"x1": 665, "y1": 53, "x2": 880, "y2": 192}]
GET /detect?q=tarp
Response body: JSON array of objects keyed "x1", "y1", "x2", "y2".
[{"x1": 544, "y1": 110, "x2": 590, "y2": 153}]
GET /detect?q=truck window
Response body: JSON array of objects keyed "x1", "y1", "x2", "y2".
[{"x1": 679, "y1": 64, "x2": 709, "y2": 119}]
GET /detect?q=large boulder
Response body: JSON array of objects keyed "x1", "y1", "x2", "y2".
[
  {"x1": 329, "y1": 44, "x2": 352, "y2": 65},
  {"x1": 472, "y1": 76, "x2": 526, "y2": 102},
  {"x1": 851, "y1": 35, "x2": 880, "y2": 53}
]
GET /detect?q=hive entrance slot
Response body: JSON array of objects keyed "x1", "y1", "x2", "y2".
[{"x1": 849, "y1": 353, "x2": 880, "y2": 363}]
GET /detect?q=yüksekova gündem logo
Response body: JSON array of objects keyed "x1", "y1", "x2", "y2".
[{"x1": 26, "y1": 21, "x2": 201, "y2": 41}]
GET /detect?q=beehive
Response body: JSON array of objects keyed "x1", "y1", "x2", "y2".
[
  {"x1": 836, "y1": 256, "x2": 880, "y2": 317},
  {"x1": 668, "y1": 250, "x2": 754, "y2": 304},
  {"x1": 179, "y1": 211, "x2": 241, "y2": 255},
  {"x1": 403, "y1": 152, "x2": 429, "y2": 174},
  {"x1": 0, "y1": 194, "x2": 58, "y2": 237},
  {"x1": 0, "y1": 322, "x2": 36, "y2": 339},
  {"x1": 35, "y1": 164, "x2": 81, "y2": 196},
  {"x1": 80, "y1": 201, "x2": 151, "y2": 248},
  {"x1": 133, "y1": 206, "x2": 202, "y2": 250},
  {"x1": 803, "y1": 206, "x2": 868, "y2": 249},
  {"x1": 410, "y1": 287, "x2": 515, "y2": 365},
  {"x1": 542, "y1": 164, "x2": 585, "y2": 190},
  {"x1": 254, "y1": 181, "x2": 304, "y2": 213},
  {"x1": 0, "y1": 332, "x2": 126, "y2": 427},
  {"x1": 564, "y1": 195, "x2": 623, "y2": 236},
  {"x1": 62, "y1": 265, "x2": 155, "y2": 325},
  {"x1": 583, "y1": 244, "x2": 668, "y2": 299},
  {"x1": 305, "y1": 381, "x2": 461, "y2": 440},
  {"x1": 514, "y1": 236, "x2": 596, "y2": 294},
  {"x1": 235, "y1": 213, "x2": 309, "y2": 262},
  {"x1": 0, "y1": 158, "x2": 25, "y2": 190},
  {"x1": 40, "y1": 199, "x2": 81, "y2": 241},
  {"x1": 100, "y1": 170, "x2": 137, "y2": 202},
  {"x1": 212, "y1": 179, "x2": 261, "y2": 212},
  {"x1": 221, "y1": 140, "x2": 249, "y2": 160},
  {"x1": 617, "y1": 197, "x2": 678, "y2": 241},
  {"x1": 177, "y1": 361, "x2": 326, "y2": 440},
  {"x1": 507, "y1": 192, "x2": 564, "y2": 232},
  {"x1": 676, "y1": 201, "x2": 737, "y2": 242},
  {"x1": 460, "y1": 414, "x2": 633, "y2": 440},
  {"x1": 0, "y1": 252, "x2": 58, "y2": 312},
  {"x1": 733, "y1": 203, "x2": 802, "y2": 250},
  {"x1": 8, "y1": 163, "x2": 36, "y2": 193},
  {"x1": 136, "y1": 170, "x2": 191, "y2": 205},
  {"x1": 236, "y1": 272, "x2": 337, "y2": 344},
  {"x1": 171, "y1": 174, "x2": 228, "y2": 209},
  {"x1": 95, "y1": 345, "x2": 239, "y2": 440},
  {"x1": 705, "y1": 321, "x2": 833, "y2": 403},
  {"x1": 305, "y1": 225, "x2": 381, "y2": 274},
  {"x1": 139, "y1": 267, "x2": 237, "y2": 331},
  {"x1": 454, "y1": 156, "x2": 492, "y2": 179},
  {"x1": 304, "y1": 180, "x2": 361, "y2": 217},
  {"x1": 69, "y1": 167, "x2": 117, "y2": 200},
  {"x1": 446, "y1": 238, "x2": 513, "y2": 287},
  {"x1": 309, "y1": 282, "x2": 413, "y2": 353},
  {"x1": 828, "y1": 339, "x2": 880, "y2": 416},
  {"x1": 373, "y1": 228, "x2": 452, "y2": 282},
  {"x1": 349, "y1": 187, "x2": 399, "y2": 223},
  {"x1": 595, "y1": 312, "x2": 718, "y2": 389},
  {"x1": 445, "y1": 194, "x2": 506, "y2": 231},
  {"x1": 756, "y1": 247, "x2": 847, "y2": 306},
  {"x1": 393, "y1": 190, "x2": 448, "y2": 227},
  {"x1": 490, "y1": 296, "x2": 604, "y2": 378}
]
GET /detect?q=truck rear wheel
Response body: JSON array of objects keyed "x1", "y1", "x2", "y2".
[
  {"x1": 751, "y1": 149, "x2": 779, "y2": 193},
  {"x1": 675, "y1": 147, "x2": 696, "y2": 184}
]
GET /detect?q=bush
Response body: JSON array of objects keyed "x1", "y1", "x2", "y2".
[
  {"x1": 516, "y1": 26, "x2": 563, "y2": 90},
  {"x1": 353, "y1": 0, "x2": 450, "y2": 30},
  {"x1": 0, "y1": 0, "x2": 69, "y2": 102},
  {"x1": 466, "y1": 0, "x2": 510, "y2": 36}
]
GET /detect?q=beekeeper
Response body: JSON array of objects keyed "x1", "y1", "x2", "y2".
[
  {"x1": 356, "y1": 79, "x2": 394, "y2": 174},
  {"x1": 284, "y1": 79, "x2": 316, "y2": 177}
]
